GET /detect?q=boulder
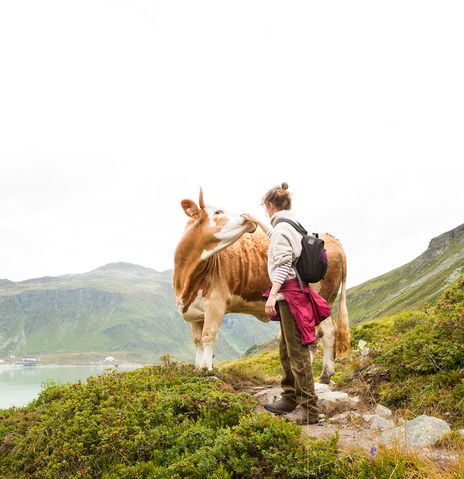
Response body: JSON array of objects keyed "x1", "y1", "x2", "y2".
[
  {"x1": 328, "y1": 411, "x2": 361, "y2": 424},
  {"x1": 362, "y1": 413, "x2": 394, "y2": 430},
  {"x1": 317, "y1": 391, "x2": 351, "y2": 416},
  {"x1": 328, "y1": 411, "x2": 351, "y2": 424},
  {"x1": 381, "y1": 415, "x2": 451, "y2": 448},
  {"x1": 252, "y1": 387, "x2": 281, "y2": 405},
  {"x1": 375, "y1": 404, "x2": 393, "y2": 418},
  {"x1": 314, "y1": 382, "x2": 331, "y2": 394}
]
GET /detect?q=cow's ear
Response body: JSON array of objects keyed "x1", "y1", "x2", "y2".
[{"x1": 181, "y1": 199, "x2": 200, "y2": 217}]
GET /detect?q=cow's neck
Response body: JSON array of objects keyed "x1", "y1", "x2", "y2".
[{"x1": 174, "y1": 253, "x2": 219, "y2": 313}]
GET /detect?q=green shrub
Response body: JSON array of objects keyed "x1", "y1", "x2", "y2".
[
  {"x1": 348, "y1": 276, "x2": 464, "y2": 426},
  {"x1": 2, "y1": 361, "x2": 454, "y2": 478}
]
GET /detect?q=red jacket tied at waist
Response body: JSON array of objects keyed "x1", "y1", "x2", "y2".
[{"x1": 263, "y1": 278, "x2": 331, "y2": 346}]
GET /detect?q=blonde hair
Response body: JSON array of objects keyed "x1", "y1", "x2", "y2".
[{"x1": 262, "y1": 182, "x2": 292, "y2": 210}]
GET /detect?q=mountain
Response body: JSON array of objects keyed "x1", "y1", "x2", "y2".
[
  {"x1": 0, "y1": 262, "x2": 278, "y2": 362},
  {"x1": 347, "y1": 223, "x2": 464, "y2": 323}
]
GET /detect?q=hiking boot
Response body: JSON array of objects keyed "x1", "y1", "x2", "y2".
[
  {"x1": 264, "y1": 398, "x2": 296, "y2": 415},
  {"x1": 282, "y1": 408, "x2": 320, "y2": 425}
]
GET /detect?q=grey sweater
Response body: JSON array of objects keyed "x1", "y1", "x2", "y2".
[{"x1": 267, "y1": 210, "x2": 303, "y2": 284}]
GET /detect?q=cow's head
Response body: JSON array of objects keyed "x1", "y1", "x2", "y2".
[{"x1": 179, "y1": 188, "x2": 257, "y2": 261}]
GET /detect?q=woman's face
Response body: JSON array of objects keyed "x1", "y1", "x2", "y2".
[{"x1": 264, "y1": 202, "x2": 277, "y2": 218}]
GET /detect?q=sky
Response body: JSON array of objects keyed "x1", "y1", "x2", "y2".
[{"x1": 0, "y1": 0, "x2": 463, "y2": 288}]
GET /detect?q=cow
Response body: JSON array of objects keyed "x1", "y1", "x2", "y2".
[{"x1": 173, "y1": 189, "x2": 350, "y2": 383}]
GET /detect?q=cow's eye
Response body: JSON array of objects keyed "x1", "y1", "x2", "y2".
[{"x1": 214, "y1": 210, "x2": 224, "y2": 215}]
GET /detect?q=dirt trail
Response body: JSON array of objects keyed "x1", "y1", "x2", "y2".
[{"x1": 245, "y1": 384, "x2": 460, "y2": 471}]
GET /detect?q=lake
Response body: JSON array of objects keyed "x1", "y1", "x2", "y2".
[{"x1": 0, "y1": 364, "x2": 142, "y2": 409}]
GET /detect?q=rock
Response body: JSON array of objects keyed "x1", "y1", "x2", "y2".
[
  {"x1": 375, "y1": 404, "x2": 393, "y2": 418},
  {"x1": 328, "y1": 411, "x2": 351, "y2": 424},
  {"x1": 357, "y1": 339, "x2": 367, "y2": 350},
  {"x1": 458, "y1": 429, "x2": 464, "y2": 438},
  {"x1": 317, "y1": 391, "x2": 351, "y2": 416},
  {"x1": 381, "y1": 415, "x2": 451, "y2": 448},
  {"x1": 314, "y1": 382, "x2": 331, "y2": 394},
  {"x1": 360, "y1": 347, "x2": 370, "y2": 359},
  {"x1": 252, "y1": 387, "x2": 281, "y2": 405},
  {"x1": 363, "y1": 413, "x2": 395, "y2": 430},
  {"x1": 370, "y1": 415, "x2": 395, "y2": 431},
  {"x1": 350, "y1": 396, "x2": 361, "y2": 408},
  {"x1": 328, "y1": 411, "x2": 362, "y2": 424}
]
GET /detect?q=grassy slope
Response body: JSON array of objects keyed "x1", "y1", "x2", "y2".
[
  {"x1": 346, "y1": 223, "x2": 464, "y2": 323},
  {"x1": 1, "y1": 363, "x2": 459, "y2": 478},
  {"x1": 0, "y1": 263, "x2": 278, "y2": 362},
  {"x1": 221, "y1": 277, "x2": 464, "y2": 429}
]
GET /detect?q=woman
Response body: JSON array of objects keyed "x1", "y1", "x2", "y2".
[{"x1": 242, "y1": 182, "x2": 327, "y2": 425}]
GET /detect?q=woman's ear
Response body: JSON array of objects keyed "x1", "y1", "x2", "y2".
[{"x1": 181, "y1": 199, "x2": 200, "y2": 217}]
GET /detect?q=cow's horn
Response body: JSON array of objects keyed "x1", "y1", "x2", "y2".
[{"x1": 199, "y1": 187, "x2": 205, "y2": 209}]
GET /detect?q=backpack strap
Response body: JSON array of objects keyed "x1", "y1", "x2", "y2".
[{"x1": 273, "y1": 218, "x2": 308, "y2": 236}]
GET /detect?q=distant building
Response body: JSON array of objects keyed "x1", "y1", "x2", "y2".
[{"x1": 16, "y1": 357, "x2": 40, "y2": 366}]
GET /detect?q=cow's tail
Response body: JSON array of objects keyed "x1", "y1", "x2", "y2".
[{"x1": 335, "y1": 253, "x2": 351, "y2": 355}]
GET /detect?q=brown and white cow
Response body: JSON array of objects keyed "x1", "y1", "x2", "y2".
[{"x1": 173, "y1": 189, "x2": 350, "y2": 383}]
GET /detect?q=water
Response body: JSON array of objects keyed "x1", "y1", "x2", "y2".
[{"x1": 0, "y1": 364, "x2": 141, "y2": 409}]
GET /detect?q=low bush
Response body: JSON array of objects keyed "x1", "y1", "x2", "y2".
[
  {"x1": 1, "y1": 361, "x2": 456, "y2": 478},
  {"x1": 348, "y1": 276, "x2": 464, "y2": 426}
]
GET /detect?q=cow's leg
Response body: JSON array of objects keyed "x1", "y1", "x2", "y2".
[
  {"x1": 318, "y1": 317, "x2": 336, "y2": 384},
  {"x1": 200, "y1": 298, "x2": 226, "y2": 370},
  {"x1": 191, "y1": 320, "x2": 204, "y2": 368}
]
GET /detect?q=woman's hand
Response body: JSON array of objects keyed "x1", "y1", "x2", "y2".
[
  {"x1": 265, "y1": 294, "x2": 277, "y2": 317},
  {"x1": 240, "y1": 213, "x2": 258, "y2": 223},
  {"x1": 241, "y1": 214, "x2": 271, "y2": 234}
]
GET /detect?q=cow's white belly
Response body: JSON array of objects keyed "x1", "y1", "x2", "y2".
[
  {"x1": 228, "y1": 295, "x2": 268, "y2": 322},
  {"x1": 181, "y1": 291, "x2": 268, "y2": 323}
]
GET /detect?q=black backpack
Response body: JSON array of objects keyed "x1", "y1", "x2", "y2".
[{"x1": 274, "y1": 218, "x2": 328, "y2": 283}]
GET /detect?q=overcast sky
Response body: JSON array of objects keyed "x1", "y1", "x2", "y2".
[{"x1": 0, "y1": 1, "x2": 462, "y2": 288}]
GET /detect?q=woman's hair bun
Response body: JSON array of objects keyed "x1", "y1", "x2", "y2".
[{"x1": 281, "y1": 182, "x2": 289, "y2": 190}]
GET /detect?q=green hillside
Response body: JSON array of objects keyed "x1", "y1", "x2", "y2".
[
  {"x1": 0, "y1": 364, "x2": 455, "y2": 478},
  {"x1": 347, "y1": 223, "x2": 464, "y2": 323},
  {"x1": 0, "y1": 263, "x2": 278, "y2": 362}
]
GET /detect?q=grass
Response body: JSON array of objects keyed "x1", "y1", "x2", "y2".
[{"x1": 1, "y1": 362, "x2": 462, "y2": 478}]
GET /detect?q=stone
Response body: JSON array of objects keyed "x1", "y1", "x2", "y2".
[
  {"x1": 381, "y1": 415, "x2": 451, "y2": 448},
  {"x1": 357, "y1": 339, "x2": 367, "y2": 350},
  {"x1": 458, "y1": 429, "x2": 464, "y2": 438},
  {"x1": 317, "y1": 391, "x2": 351, "y2": 416},
  {"x1": 314, "y1": 382, "x2": 331, "y2": 394},
  {"x1": 252, "y1": 387, "x2": 281, "y2": 405},
  {"x1": 328, "y1": 411, "x2": 351, "y2": 424},
  {"x1": 362, "y1": 414, "x2": 375, "y2": 422},
  {"x1": 363, "y1": 413, "x2": 394, "y2": 430},
  {"x1": 375, "y1": 404, "x2": 393, "y2": 418},
  {"x1": 360, "y1": 347, "x2": 370, "y2": 359},
  {"x1": 369, "y1": 415, "x2": 395, "y2": 431},
  {"x1": 350, "y1": 396, "x2": 361, "y2": 408}
]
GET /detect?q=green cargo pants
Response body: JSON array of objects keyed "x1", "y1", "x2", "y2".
[{"x1": 278, "y1": 299, "x2": 319, "y2": 416}]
